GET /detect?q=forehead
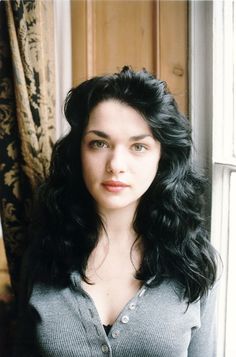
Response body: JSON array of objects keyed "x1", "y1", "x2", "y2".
[{"x1": 87, "y1": 100, "x2": 152, "y2": 134}]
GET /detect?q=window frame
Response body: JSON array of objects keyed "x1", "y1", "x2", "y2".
[{"x1": 190, "y1": 1, "x2": 236, "y2": 356}]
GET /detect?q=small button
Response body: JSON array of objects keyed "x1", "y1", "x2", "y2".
[
  {"x1": 101, "y1": 344, "x2": 109, "y2": 353},
  {"x1": 129, "y1": 302, "x2": 136, "y2": 310},
  {"x1": 121, "y1": 315, "x2": 129, "y2": 324},
  {"x1": 138, "y1": 288, "x2": 146, "y2": 297},
  {"x1": 112, "y1": 330, "x2": 120, "y2": 339}
]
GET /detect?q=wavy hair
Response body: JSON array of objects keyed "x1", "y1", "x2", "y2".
[{"x1": 28, "y1": 66, "x2": 218, "y2": 303}]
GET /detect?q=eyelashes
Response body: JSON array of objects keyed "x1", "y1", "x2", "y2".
[
  {"x1": 89, "y1": 140, "x2": 109, "y2": 149},
  {"x1": 88, "y1": 140, "x2": 148, "y2": 152},
  {"x1": 132, "y1": 143, "x2": 148, "y2": 152}
]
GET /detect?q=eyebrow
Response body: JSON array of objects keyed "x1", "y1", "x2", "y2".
[{"x1": 85, "y1": 130, "x2": 153, "y2": 141}]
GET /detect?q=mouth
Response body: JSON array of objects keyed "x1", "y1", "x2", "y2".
[{"x1": 102, "y1": 180, "x2": 130, "y2": 193}]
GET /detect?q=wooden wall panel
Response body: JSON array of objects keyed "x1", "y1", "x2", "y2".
[
  {"x1": 71, "y1": 0, "x2": 156, "y2": 79},
  {"x1": 71, "y1": 0, "x2": 87, "y2": 83},
  {"x1": 71, "y1": 0, "x2": 188, "y2": 114},
  {"x1": 158, "y1": 1, "x2": 188, "y2": 114},
  {"x1": 93, "y1": 0, "x2": 155, "y2": 75}
]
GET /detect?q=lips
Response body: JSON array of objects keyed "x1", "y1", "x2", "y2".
[{"x1": 102, "y1": 180, "x2": 130, "y2": 192}]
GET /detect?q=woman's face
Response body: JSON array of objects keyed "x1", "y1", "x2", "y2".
[{"x1": 81, "y1": 100, "x2": 161, "y2": 214}]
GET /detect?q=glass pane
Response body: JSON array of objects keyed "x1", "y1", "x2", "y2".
[{"x1": 225, "y1": 171, "x2": 236, "y2": 356}]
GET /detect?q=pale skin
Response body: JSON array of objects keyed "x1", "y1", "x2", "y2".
[{"x1": 80, "y1": 100, "x2": 161, "y2": 326}]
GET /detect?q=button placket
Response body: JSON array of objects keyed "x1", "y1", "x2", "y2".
[{"x1": 116, "y1": 296, "x2": 139, "y2": 330}]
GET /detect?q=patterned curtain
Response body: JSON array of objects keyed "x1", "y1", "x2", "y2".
[{"x1": 0, "y1": 0, "x2": 55, "y2": 295}]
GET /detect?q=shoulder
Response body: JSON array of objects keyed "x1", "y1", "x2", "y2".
[
  {"x1": 146, "y1": 278, "x2": 219, "y2": 315},
  {"x1": 199, "y1": 280, "x2": 220, "y2": 318}
]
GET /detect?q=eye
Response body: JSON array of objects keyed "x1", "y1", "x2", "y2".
[
  {"x1": 89, "y1": 140, "x2": 109, "y2": 149},
  {"x1": 132, "y1": 143, "x2": 148, "y2": 152}
]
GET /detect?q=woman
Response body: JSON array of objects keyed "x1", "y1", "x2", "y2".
[{"x1": 15, "y1": 66, "x2": 219, "y2": 356}]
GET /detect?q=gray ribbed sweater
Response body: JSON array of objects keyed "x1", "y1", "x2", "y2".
[{"x1": 15, "y1": 272, "x2": 218, "y2": 356}]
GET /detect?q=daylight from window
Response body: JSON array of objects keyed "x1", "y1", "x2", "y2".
[{"x1": 212, "y1": 1, "x2": 236, "y2": 356}]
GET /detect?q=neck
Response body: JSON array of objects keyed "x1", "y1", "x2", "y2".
[
  {"x1": 98, "y1": 205, "x2": 137, "y2": 245},
  {"x1": 86, "y1": 204, "x2": 143, "y2": 278}
]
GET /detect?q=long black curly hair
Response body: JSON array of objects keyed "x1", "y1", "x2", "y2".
[{"x1": 27, "y1": 66, "x2": 218, "y2": 303}]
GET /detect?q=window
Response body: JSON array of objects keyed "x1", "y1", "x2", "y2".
[
  {"x1": 190, "y1": 1, "x2": 236, "y2": 355},
  {"x1": 211, "y1": 1, "x2": 236, "y2": 356}
]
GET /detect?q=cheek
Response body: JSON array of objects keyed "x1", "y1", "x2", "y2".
[
  {"x1": 138, "y1": 157, "x2": 159, "y2": 187},
  {"x1": 81, "y1": 152, "x2": 92, "y2": 182},
  {"x1": 81, "y1": 152, "x2": 103, "y2": 184}
]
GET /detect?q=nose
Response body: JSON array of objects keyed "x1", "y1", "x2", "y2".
[{"x1": 106, "y1": 147, "x2": 126, "y2": 174}]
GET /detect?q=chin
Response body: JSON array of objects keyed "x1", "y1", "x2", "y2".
[{"x1": 98, "y1": 198, "x2": 138, "y2": 212}]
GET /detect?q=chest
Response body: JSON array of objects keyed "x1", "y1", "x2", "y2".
[
  {"x1": 30, "y1": 280, "x2": 201, "y2": 357},
  {"x1": 81, "y1": 275, "x2": 143, "y2": 325},
  {"x1": 81, "y1": 242, "x2": 143, "y2": 325}
]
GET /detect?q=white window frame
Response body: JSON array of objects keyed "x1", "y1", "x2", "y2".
[
  {"x1": 190, "y1": 1, "x2": 236, "y2": 356},
  {"x1": 189, "y1": 0, "x2": 213, "y2": 172},
  {"x1": 212, "y1": 1, "x2": 236, "y2": 356}
]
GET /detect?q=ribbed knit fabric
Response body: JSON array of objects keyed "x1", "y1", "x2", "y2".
[{"x1": 14, "y1": 272, "x2": 218, "y2": 357}]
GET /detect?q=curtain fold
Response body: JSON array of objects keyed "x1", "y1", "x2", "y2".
[{"x1": 0, "y1": 0, "x2": 55, "y2": 293}]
